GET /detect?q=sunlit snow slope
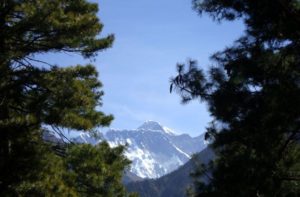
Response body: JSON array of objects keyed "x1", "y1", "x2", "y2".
[{"x1": 72, "y1": 121, "x2": 206, "y2": 179}]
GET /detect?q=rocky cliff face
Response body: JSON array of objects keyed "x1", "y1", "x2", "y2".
[{"x1": 72, "y1": 121, "x2": 206, "y2": 179}]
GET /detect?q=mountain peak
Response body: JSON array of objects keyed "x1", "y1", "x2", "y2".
[
  {"x1": 67, "y1": 121, "x2": 206, "y2": 179},
  {"x1": 137, "y1": 120, "x2": 177, "y2": 135},
  {"x1": 137, "y1": 120, "x2": 164, "y2": 131}
]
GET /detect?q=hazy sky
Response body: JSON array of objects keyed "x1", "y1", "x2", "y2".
[{"x1": 41, "y1": 0, "x2": 245, "y2": 137}]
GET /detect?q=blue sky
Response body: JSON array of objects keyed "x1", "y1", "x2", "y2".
[{"x1": 41, "y1": 0, "x2": 245, "y2": 137}]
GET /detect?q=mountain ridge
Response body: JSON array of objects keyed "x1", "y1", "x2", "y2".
[
  {"x1": 72, "y1": 121, "x2": 207, "y2": 179},
  {"x1": 125, "y1": 147, "x2": 214, "y2": 197}
]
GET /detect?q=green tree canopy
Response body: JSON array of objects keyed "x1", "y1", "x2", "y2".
[
  {"x1": 171, "y1": 0, "x2": 300, "y2": 196},
  {"x1": 65, "y1": 142, "x2": 137, "y2": 197},
  {"x1": 0, "y1": 1, "x2": 133, "y2": 196}
]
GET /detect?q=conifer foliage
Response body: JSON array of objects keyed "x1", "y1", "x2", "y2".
[
  {"x1": 0, "y1": 0, "x2": 133, "y2": 196},
  {"x1": 171, "y1": 0, "x2": 300, "y2": 196},
  {"x1": 66, "y1": 142, "x2": 132, "y2": 197}
]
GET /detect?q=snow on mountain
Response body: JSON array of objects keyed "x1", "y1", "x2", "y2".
[
  {"x1": 71, "y1": 132, "x2": 102, "y2": 145},
  {"x1": 137, "y1": 120, "x2": 176, "y2": 135},
  {"x1": 70, "y1": 121, "x2": 206, "y2": 179}
]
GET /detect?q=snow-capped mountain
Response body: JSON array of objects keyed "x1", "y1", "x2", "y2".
[{"x1": 71, "y1": 121, "x2": 206, "y2": 179}]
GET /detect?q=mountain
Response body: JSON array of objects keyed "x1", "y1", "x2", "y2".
[
  {"x1": 122, "y1": 171, "x2": 144, "y2": 185},
  {"x1": 125, "y1": 147, "x2": 214, "y2": 197},
  {"x1": 71, "y1": 120, "x2": 206, "y2": 179},
  {"x1": 104, "y1": 121, "x2": 206, "y2": 179}
]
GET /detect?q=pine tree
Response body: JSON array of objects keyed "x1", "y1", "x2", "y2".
[
  {"x1": 65, "y1": 142, "x2": 138, "y2": 197},
  {"x1": 0, "y1": 0, "x2": 133, "y2": 196},
  {"x1": 171, "y1": 0, "x2": 300, "y2": 196}
]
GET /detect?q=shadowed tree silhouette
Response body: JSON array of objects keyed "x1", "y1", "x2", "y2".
[{"x1": 171, "y1": 0, "x2": 300, "y2": 196}]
